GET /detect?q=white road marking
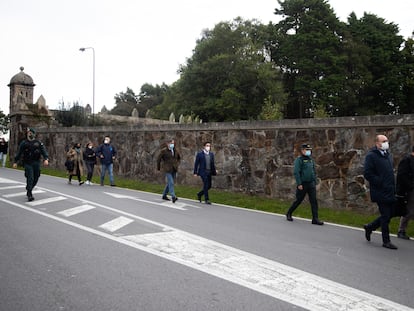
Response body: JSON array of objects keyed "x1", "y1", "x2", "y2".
[
  {"x1": 0, "y1": 195, "x2": 412, "y2": 310},
  {"x1": 0, "y1": 185, "x2": 26, "y2": 190},
  {"x1": 58, "y1": 204, "x2": 96, "y2": 217},
  {"x1": 0, "y1": 177, "x2": 20, "y2": 184},
  {"x1": 122, "y1": 231, "x2": 412, "y2": 311},
  {"x1": 105, "y1": 192, "x2": 187, "y2": 210},
  {"x1": 3, "y1": 190, "x2": 45, "y2": 198},
  {"x1": 99, "y1": 216, "x2": 134, "y2": 232},
  {"x1": 159, "y1": 201, "x2": 187, "y2": 210},
  {"x1": 26, "y1": 196, "x2": 67, "y2": 206}
]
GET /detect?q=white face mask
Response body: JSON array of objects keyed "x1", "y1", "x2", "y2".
[
  {"x1": 205, "y1": 146, "x2": 210, "y2": 152},
  {"x1": 305, "y1": 150, "x2": 311, "y2": 156},
  {"x1": 381, "y1": 141, "x2": 389, "y2": 151},
  {"x1": 104, "y1": 139, "x2": 109, "y2": 144}
]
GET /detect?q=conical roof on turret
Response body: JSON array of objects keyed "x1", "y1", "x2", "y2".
[{"x1": 8, "y1": 67, "x2": 35, "y2": 86}]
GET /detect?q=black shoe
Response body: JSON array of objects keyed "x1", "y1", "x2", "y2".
[
  {"x1": 382, "y1": 242, "x2": 398, "y2": 249},
  {"x1": 205, "y1": 200, "x2": 211, "y2": 205},
  {"x1": 197, "y1": 193, "x2": 202, "y2": 203},
  {"x1": 312, "y1": 219, "x2": 324, "y2": 225},
  {"x1": 398, "y1": 231, "x2": 410, "y2": 240},
  {"x1": 110, "y1": 184, "x2": 116, "y2": 187},
  {"x1": 363, "y1": 224, "x2": 372, "y2": 242},
  {"x1": 162, "y1": 195, "x2": 170, "y2": 201},
  {"x1": 286, "y1": 213, "x2": 293, "y2": 221},
  {"x1": 79, "y1": 181, "x2": 84, "y2": 186},
  {"x1": 27, "y1": 192, "x2": 34, "y2": 202},
  {"x1": 172, "y1": 196, "x2": 178, "y2": 203}
]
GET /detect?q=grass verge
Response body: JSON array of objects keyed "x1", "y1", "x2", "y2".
[{"x1": 40, "y1": 167, "x2": 413, "y2": 237}]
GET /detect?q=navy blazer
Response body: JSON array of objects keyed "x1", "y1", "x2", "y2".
[
  {"x1": 364, "y1": 147, "x2": 396, "y2": 203},
  {"x1": 193, "y1": 151, "x2": 217, "y2": 177}
]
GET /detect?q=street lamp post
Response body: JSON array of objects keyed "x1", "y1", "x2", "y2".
[{"x1": 79, "y1": 47, "x2": 95, "y2": 124}]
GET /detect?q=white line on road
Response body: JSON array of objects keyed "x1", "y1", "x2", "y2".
[
  {"x1": 3, "y1": 190, "x2": 45, "y2": 198},
  {"x1": 105, "y1": 192, "x2": 190, "y2": 210},
  {"x1": 121, "y1": 231, "x2": 412, "y2": 311},
  {"x1": 58, "y1": 204, "x2": 96, "y2": 217},
  {"x1": 0, "y1": 177, "x2": 21, "y2": 184},
  {"x1": 99, "y1": 216, "x2": 134, "y2": 232},
  {"x1": 26, "y1": 196, "x2": 67, "y2": 206},
  {"x1": 0, "y1": 185, "x2": 26, "y2": 190}
]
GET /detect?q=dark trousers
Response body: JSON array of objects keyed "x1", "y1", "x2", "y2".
[
  {"x1": 287, "y1": 182, "x2": 319, "y2": 220},
  {"x1": 367, "y1": 202, "x2": 393, "y2": 243},
  {"x1": 86, "y1": 162, "x2": 95, "y2": 181},
  {"x1": 198, "y1": 173, "x2": 212, "y2": 201},
  {"x1": 69, "y1": 162, "x2": 82, "y2": 182},
  {"x1": 24, "y1": 162, "x2": 41, "y2": 193}
]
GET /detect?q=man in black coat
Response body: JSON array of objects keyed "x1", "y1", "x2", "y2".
[
  {"x1": 396, "y1": 146, "x2": 414, "y2": 239},
  {"x1": 363, "y1": 134, "x2": 397, "y2": 249}
]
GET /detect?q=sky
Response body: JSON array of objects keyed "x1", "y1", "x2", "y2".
[{"x1": 0, "y1": 0, "x2": 413, "y2": 116}]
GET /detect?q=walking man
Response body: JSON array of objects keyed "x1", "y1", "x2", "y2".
[
  {"x1": 13, "y1": 128, "x2": 49, "y2": 201},
  {"x1": 363, "y1": 134, "x2": 397, "y2": 249},
  {"x1": 157, "y1": 139, "x2": 181, "y2": 203},
  {"x1": 286, "y1": 143, "x2": 323, "y2": 225},
  {"x1": 396, "y1": 145, "x2": 414, "y2": 240},
  {"x1": 193, "y1": 141, "x2": 217, "y2": 204},
  {"x1": 96, "y1": 135, "x2": 117, "y2": 186}
]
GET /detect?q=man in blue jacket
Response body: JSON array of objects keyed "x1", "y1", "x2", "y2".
[
  {"x1": 363, "y1": 134, "x2": 397, "y2": 249},
  {"x1": 193, "y1": 141, "x2": 217, "y2": 204},
  {"x1": 96, "y1": 135, "x2": 117, "y2": 186}
]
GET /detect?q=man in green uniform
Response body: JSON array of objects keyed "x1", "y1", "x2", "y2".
[
  {"x1": 13, "y1": 128, "x2": 49, "y2": 201},
  {"x1": 286, "y1": 143, "x2": 323, "y2": 225}
]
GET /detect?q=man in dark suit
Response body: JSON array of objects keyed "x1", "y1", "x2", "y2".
[
  {"x1": 193, "y1": 141, "x2": 217, "y2": 204},
  {"x1": 363, "y1": 134, "x2": 397, "y2": 249}
]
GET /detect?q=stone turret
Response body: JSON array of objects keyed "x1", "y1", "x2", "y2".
[
  {"x1": 8, "y1": 66, "x2": 35, "y2": 115},
  {"x1": 7, "y1": 67, "x2": 52, "y2": 159}
]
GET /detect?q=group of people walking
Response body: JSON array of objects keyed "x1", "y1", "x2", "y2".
[
  {"x1": 65, "y1": 135, "x2": 117, "y2": 187},
  {"x1": 9, "y1": 128, "x2": 414, "y2": 247},
  {"x1": 285, "y1": 135, "x2": 413, "y2": 250}
]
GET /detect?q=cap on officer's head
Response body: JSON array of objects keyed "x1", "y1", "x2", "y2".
[
  {"x1": 301, "y1": 143, "x2": 312, "y2": 150},
  {"x1": 27, "y1": 127, "x2": 36, "y2": 134}
]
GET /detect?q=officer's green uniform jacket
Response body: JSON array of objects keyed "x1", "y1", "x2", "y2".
[{"x1": 293, "y1": 155, "x2": 316, "y2": 186}]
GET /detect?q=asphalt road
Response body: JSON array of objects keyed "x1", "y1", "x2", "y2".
[{"x1": 0, "y1": 168, "x2": 413, "y2": 311}]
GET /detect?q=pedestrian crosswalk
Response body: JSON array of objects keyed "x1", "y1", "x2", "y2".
[
  {"x1": 0, "y1": 177, "x2": 193, "y2": 236},
  {"x1": 0, "y1": 178, "x2": 139, "y2": 235}
]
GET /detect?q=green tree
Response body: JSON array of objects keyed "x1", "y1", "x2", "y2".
[
  {"x1": 167, "y1": 18, "x2": 286, "y2": 122},
  {"x1": 0, "y1": 110, "x2": 9, "y2": 134},
  {"x1": 138, "y1": 83, "x2": 168, "y2": 117},
  {"x1": 269, "y1": 0, "x2": 348, "y2": 118},
  {"x1": 110, "y1": 87, "x2": 139, "y2": 116},
  {"x1": 346, "y1": 13, "x2": 405, "y2": 115},
  {"x1": 400, "y1": 37, "x2": 414, "y2": 113},
  {"x1": 55, "y1": 101, "x2": 89, "y2": 127}
]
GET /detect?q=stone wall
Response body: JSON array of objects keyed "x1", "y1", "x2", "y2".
[{"x1": 36, "y1": 114, "x2": 414, "y2": 211}]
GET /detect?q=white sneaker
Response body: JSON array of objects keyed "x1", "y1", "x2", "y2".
[{"x1": 85, "y1": 180, "x2": 90, "y2": 185}]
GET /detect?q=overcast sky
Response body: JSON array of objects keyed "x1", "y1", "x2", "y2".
[{"x1": 1, "y1": 0, "x2": 412, "y2": 116}]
